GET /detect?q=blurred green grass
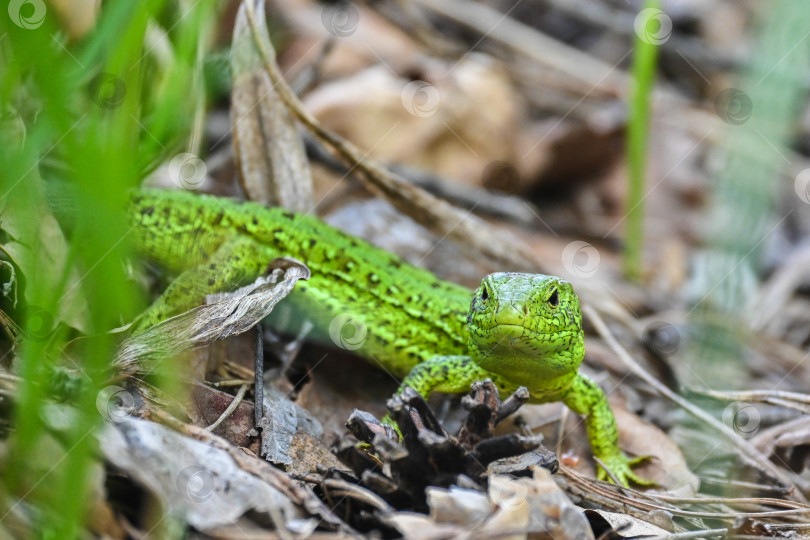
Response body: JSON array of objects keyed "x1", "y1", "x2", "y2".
[
  {"x1": 687, "y1": 0, "x2": 810, "y2": 389},
  {"x1": 0, "y1": 1, "x2": 222, "y2": 536}
]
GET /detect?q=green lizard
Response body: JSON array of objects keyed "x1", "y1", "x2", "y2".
[{"x1": 128, "y1": 187, "x2": 651, "y2": 486}]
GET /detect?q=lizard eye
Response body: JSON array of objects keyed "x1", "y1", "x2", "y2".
[
  {"x1": 481, "y1": 285, "x2": 489, "y2": 301},
  {"x1": 548, "y1": 288, "x2": 559, "y2": 307}
]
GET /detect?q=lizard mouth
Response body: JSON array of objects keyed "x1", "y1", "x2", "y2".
[
  {"x1": 470, "y1": 322, "x2": 562, "y2": 337},
  {"x1": 468, "y1": 322, "x2": 578, "y2": 353},
  {"x1": 471, "y1": 323, "x2": 571, "y2": 343}
]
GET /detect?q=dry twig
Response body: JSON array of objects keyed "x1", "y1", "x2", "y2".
[{"x1": 583, "y1": 304, "x2": 805, "y2": 503}]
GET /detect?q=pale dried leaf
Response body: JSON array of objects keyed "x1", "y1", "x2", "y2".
[
  {"x1": 389, "y1": 469, "x2": 594, "y2": 539},
  {"x1": 384, "y1": 512, "x2": 467, "y2": 540},
  {"x1": 483, "y1": 469, "x2": 594, "y2": 540},
  {"x1": 426, "y1": 486, "x2": 492, "y2": 526},
  {"x1": 99, "y1": 417, "x2": 302, "y2": 530},
  {"x1": 585, "y1": 509, "x2": 670, "y2": 538},
  {"x1": 115, "y1": 260, "x2": 309, "y2": 376},
  {"x1": 232, "y1": 0, "x2": 313, "y2": 210}
]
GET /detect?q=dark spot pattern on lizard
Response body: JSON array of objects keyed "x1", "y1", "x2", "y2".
[{"x1": 128, "y1": 189, "x2": 651, "y2": 488}]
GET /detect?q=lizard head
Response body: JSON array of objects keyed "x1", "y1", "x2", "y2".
[{"x1": 466, "y1": 273, "x2": 585, "y2": 386}]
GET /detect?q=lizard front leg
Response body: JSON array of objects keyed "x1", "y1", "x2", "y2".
[
  {"x1": 131, "y1": 235, "x2": 273, "y2": 334},
  {"x1": 562, "y1": 373, "x2": 653, "y2": 486},
  {"x1": 381, "y1": 355, "x2": 494, "y2": 429},
  {"x1": 395, "y1": 355, "x2": 494, "y2": 397}
]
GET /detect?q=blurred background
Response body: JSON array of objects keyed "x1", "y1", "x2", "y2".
[{"x1": 2, "y1": 0, "x2": 810, "y2": 537}]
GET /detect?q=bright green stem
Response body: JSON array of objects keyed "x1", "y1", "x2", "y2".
[{"x1": 624, "y1": 0, "x2": 661, "y2": 281}]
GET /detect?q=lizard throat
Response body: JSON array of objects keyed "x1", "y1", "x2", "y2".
[{"x1": 467, "y1": 321, "x2": 584, "y2": 380}]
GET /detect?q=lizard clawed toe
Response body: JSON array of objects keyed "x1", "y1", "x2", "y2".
[{"x1": 596, "y1": 453, "x2": 657, "y2": 488}]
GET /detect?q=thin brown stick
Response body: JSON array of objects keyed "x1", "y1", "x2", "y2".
[
  {"x1": 583, "y1": 304, "x2": 805, "y2": 503},
  {"x1": 689, "y1": 387, "x2": 810, "y2": 415},
  {"x1": 562, "y1": 464, "x2": 810, "y2": 520},
  {"x1": 751, "y1": 243, "x2": 810, "y2": 330},
  {"x1": 206, "y1": 383, "x2": 249, "y2": 432},
  {"x1": 206, "y1": 379, "x2": 254, "y2": 388},
  {"x1": 321, "y1": 479, "x2": 394, "y2": 514}
]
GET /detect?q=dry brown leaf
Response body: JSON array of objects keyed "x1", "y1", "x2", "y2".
[
  {"x1": 287, "y1": 430, "x2": 348, "y2": 478},
  {"x1": 87, "y1": 461, "x2": 127, "y2": 539},
  {"x1": 517, "y1": 116, "x2": 624, "y2": 191},
  {"x1": 274, "y1": 0, "x2": 420, "y2": 78},
  {"x1": 426, "y1": 486, "x2": 492, "y2": 526},
  {"x1": 383, "y1": 512, "x2": 467, "y2": 540},
  {"x1": 188, "y1": 384, "x2": 257, "y2": 448},
  {"x1": 610, "y1": 397, "x2": 699, "y2": 495},
  {"x1": 232, "y1": 0, "x2": 313, "y2": 209},
  {"x1": 304, "y1": 54, "x2": 526, "y2": 190}
]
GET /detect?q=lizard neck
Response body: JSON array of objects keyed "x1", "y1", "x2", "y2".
[{"x1": 469, "y1": 337, "x2": 582, "y2": 395}]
